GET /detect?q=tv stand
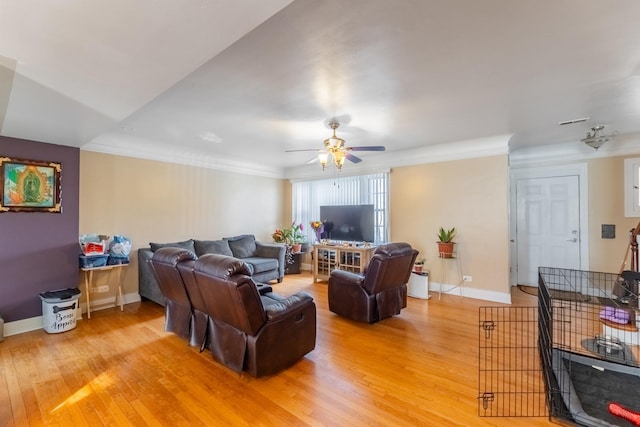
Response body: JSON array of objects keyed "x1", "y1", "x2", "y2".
[{"x1": 312, "y1": 243, "x2": 376, "y2": 282}]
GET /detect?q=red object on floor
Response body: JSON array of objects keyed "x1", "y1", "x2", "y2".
[{"x1": 609, "y1": 402, "x2": 640, "y2": 426}]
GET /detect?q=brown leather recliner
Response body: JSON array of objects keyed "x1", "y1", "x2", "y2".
[
  {"x1": 176, "y1": 257, "x2": 209, "y2": 350},
  {"x1": 328, "y1": 242, "x2": 418, "y2": 323},
  {"x1": 149, "y1": 247, "x2": 198, "y2": 344},
  {"x1": 193, "y1": 253, "x2": 316, "y2": 377}
]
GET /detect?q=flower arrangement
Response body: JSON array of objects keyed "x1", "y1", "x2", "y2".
[
  {"x1": 272, "y1": 222, "x2": 306, "y2": 245},
  {"x1": 271, "y1": 228, "x2": 288, "y2": 244},
  {"x1": 290, "y1": 222, "x2": 305, "y2": 244},
  {"x1": 272, "y1": 221, "x2": 305, "y2": 264},
  {"x1": 310, "y1": 220, "x2": 324, "y2": 243}
]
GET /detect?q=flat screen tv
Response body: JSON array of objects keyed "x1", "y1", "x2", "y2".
[{"x1": 320, "y1": 204, "x2": 375, "y2": 243}]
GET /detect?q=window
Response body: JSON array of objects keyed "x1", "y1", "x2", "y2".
[
  {"x1": 625, "y1": 158, "x2": 640, "y2": 217},
  {"x1": 292, "y1": 172, "x2": 389, "y2": 244}
]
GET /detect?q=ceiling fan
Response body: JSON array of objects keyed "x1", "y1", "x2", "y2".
[{"x1": 286, "y1": 121, "x2": 385, "y2": 170}]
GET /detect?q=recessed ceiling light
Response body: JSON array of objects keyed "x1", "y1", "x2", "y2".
[{"x1": 558, "y1": 117, "x2": 590, "y2": 126}]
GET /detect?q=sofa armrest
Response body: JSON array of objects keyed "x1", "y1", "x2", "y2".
[
  {"x1": 138, "y1": 248, "x2": 165, "y2": 306},
  {"x1": 255, "y1": 241, "x2": 286, "y2": 279},
  {"x1": 265, "y1": 291, "x2": 314, "y2": 321}
]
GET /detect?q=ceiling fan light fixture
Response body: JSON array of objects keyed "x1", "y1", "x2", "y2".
[
  {"x1": 318, "y1": 152, "x2": 329, "y2": 170},
  {"x1": 325, "y1": 136, "x2": 344, "y2": 149},
  {"x1": 333, "y1": 150, "x2": 346, "y2": 170},
  {"x1": 581, "y1": 125, "x2": 616, "y2": 150},
  {"x1": 324, "y1": 122, "x2": 345, "y2": 150},
  {"x1": 284, "y1": 118, "x2": 385, "y2": 171}
]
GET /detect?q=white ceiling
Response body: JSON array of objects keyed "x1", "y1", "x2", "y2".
[{"x1": 2, "y1": 0, "x2": 640, "y2": 177}]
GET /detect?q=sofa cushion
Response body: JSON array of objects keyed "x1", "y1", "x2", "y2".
[
  {"x1": 149, "y1": 239, "x2": 195, "y2": 253},
  {"x1": 243, "y1": 257, "x2": 279, "y2": 274},
  {"x1": 224, "y1": 235, "x2": 257, "y2": 258},
  {"x1": 194, "y1": 239, "x2": 233, "y2": 257}
]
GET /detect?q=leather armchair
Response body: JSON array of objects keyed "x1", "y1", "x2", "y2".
[
  {"x1": 149, "y1": 248, "x2": 198, "y2": 343},
  {"x1": 328, "y1": 242, "x2": 418, "y2": 323},
  {"x1": 176, "y1": 257, "x2": 209, "y2": 350},
  {"x1": 193, "y1": 253, "x2": 316, "y2": 377}
]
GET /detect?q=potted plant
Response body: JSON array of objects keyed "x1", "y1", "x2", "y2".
[
  {"x1": 437, "y1": 227, "x2": 456, "y2": 258},
  {"x1": 414, "y1": 258, "x2": 425, "y2": 273},
  {"x1": 289, "y1": 222, "x2": 305, "y2": 253},
  {"x1": 272, "y1": 221, "x2": 305, "y2": 257}
]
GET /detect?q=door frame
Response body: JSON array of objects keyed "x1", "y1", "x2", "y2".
[{"x1": 509, "y1": 163, "x2": 590, "y2": 286}]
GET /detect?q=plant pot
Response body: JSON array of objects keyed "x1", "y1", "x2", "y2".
[
  {"x1": 291, "y1": 243, "x2": 302, "y2": 254},
  {"x1": 437, "y1": 242, "x2": 455, "y2": 258},
  {"x1": 414, "y1": 264, "x2": 423, "y2": 273}
]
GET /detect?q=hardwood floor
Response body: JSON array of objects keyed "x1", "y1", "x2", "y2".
[{"x1": 0, "y1": 273, "x2": 557, "y2": 426}]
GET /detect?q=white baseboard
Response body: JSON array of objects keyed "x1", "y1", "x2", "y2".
[
  {"x1": 430, "y1": 281, "x2": 512, "y2": 304},
  {"x1": 3, "y1": 292, "x2": 141, "y2": 337},
  {"x1": 4, "y1": 316, "x2": 44, "y2": 337},
  {"x1": 79, "y1": 291, "x2": 141, "y2": 313}
]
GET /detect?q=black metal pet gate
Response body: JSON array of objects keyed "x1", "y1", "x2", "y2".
[{"x1": 479, "y1": 267, "x2": 640, "y2": 426}]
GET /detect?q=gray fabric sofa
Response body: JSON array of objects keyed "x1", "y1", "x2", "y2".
[{"x1": 138, "y1": 235, "x2": 286, "y2": 305}]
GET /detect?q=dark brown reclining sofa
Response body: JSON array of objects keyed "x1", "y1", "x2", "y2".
[{"x1": 150, "y1": 247, "x2": 316, "y2": 377}]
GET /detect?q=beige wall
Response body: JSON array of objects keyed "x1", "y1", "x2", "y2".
[
  {"x1": 79, "y1": 150, "x2": 637, "y2": 305},
  {"x1": 390, "y1": 155, "x2": 510, "y2": 295},
  {"x1": 79, "y1": 151, "x2": 288, "y2": 298},
  {"x1": 588, "y1": 154, "x2": 640, "y2": 273}
]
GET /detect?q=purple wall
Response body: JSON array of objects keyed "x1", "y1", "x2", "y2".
[{"x1": 0, "y1": 136, "x2": 79, "y2": 322}]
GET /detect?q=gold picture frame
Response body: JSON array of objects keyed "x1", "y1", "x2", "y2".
[{"x1": 0, "y1": 157, "x2": 62, "y2": 213}]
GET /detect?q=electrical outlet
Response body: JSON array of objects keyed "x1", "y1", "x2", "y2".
[
  {"x1": 463, "y1": 275, "x2": 472, "y2": 282},
  {"x1": 97, "y1": 285, "x2": 109, "y2": 293}
]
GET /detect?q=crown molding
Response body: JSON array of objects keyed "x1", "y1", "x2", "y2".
[
  {"x1": 510, "y1": 133, "x2": 640, "y2": 168},
  {"x1": 81, "y1": 130, "x2": 640, "y2": 181},
  {"x1": 284, "y1": 134, "x2": 512, "y2": 180},
  {"x1": 82, "y1": 132, "x2": 286, "y2": 179}
]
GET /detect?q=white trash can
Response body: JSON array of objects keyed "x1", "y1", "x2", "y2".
[{"x1": 39, "y1": 288, "x2": 81, "y2": 333}]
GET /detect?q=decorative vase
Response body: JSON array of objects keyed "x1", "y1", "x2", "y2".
[{"x1": 437, "y1": 242, "x2": 455, "y2": 258}]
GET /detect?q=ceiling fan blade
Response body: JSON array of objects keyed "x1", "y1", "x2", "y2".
[
  {"x1": 346, "y1": 152, "x2": 362, "y2": 163},
  {"x1": 348, "y1": 146, "x2": 386, "y2": 152},
  {"x1": 285, "y1": 148, "x2": 321, "y2": 152},
  {"x1": 306, "y1": 156, "x2": 319, "y2": 164}
]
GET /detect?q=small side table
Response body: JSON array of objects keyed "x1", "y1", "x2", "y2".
[
  {"x1": 285, "y1": 252, "x2": 303, "y2": 274},
  {"x1": 438, "y1": 253, "x2": 463, "y2": 300},
  {"x1": 80, "y1": 263, "x2": 128, "y2": 318}
]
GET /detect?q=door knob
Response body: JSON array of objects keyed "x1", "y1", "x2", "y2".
[{"x1": 566, "y1": 238, "x2": 577, "y2": 243}]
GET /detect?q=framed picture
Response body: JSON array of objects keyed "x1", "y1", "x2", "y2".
[{"x1": 0, "y1": 157, "x2": 62, "y2": 213}]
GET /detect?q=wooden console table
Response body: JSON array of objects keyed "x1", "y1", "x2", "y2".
[
  {"x1": 81, "y1": 263, "x2": 127, "y2": 318},
  {"x1": 312, "y1": 244, "x2": 376, "y2": 282}
]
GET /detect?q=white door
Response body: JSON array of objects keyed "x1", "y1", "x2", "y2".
[{"x1": 515, "y1": 175, "x2": 581, "y2": 286}]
